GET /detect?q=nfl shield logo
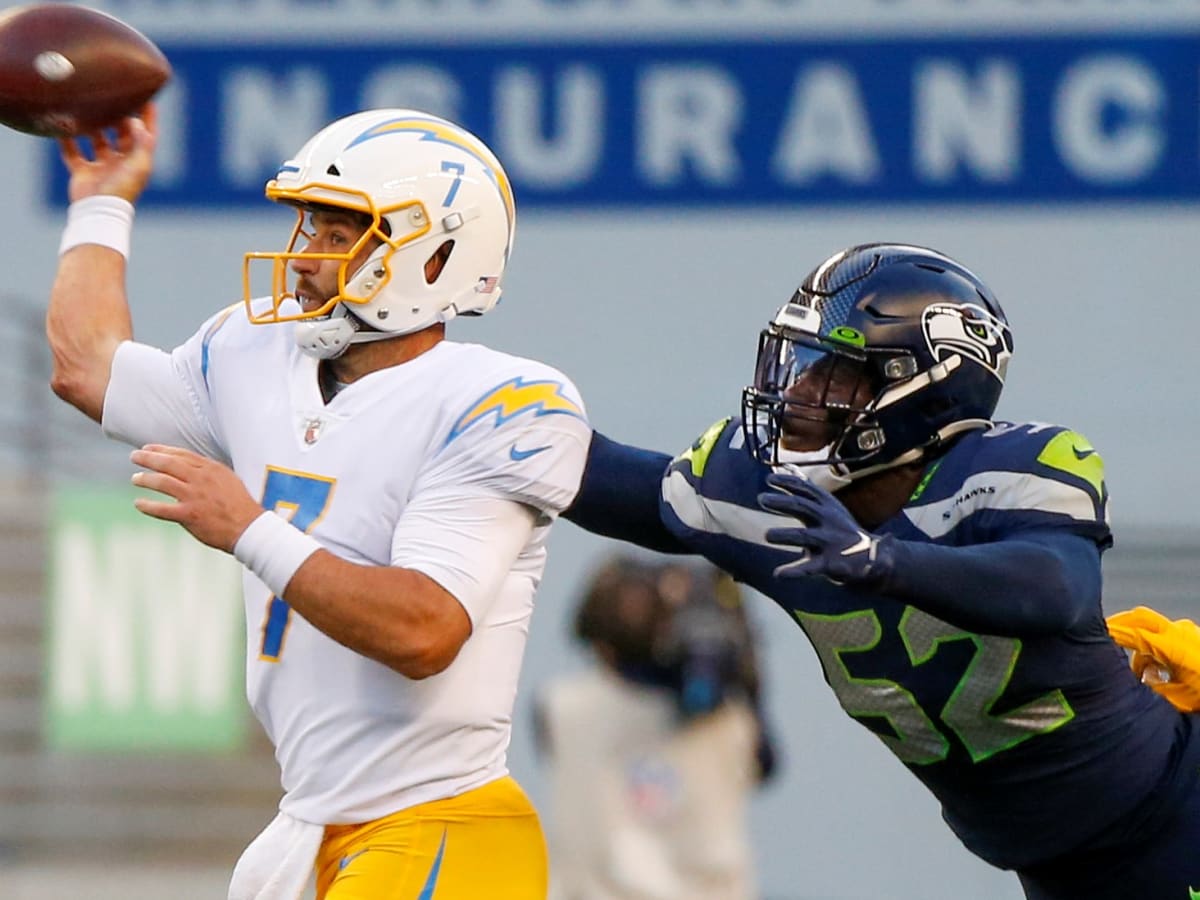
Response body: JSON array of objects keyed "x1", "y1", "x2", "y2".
[{"x1": 304, "y1": 418, "x2": 323, "y2": 445}]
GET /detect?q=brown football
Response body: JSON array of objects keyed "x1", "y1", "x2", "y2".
[{"x1": 0, "y1": 3, "x2": 170, "y2": 138}]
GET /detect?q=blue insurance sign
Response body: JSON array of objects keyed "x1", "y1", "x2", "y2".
[{"x1": 43, "y1": 34, "x2": 1200, "y2": 208}]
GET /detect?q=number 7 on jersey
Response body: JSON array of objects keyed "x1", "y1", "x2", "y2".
[{"x1": 258, "y1": 467, "x2": 336, "y2": 661}]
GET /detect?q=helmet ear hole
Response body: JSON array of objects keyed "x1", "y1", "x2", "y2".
[{"x1": 424, "y1": 240, "x2": 455, "y2": 285}]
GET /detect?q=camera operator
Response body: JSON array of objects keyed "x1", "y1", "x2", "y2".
[{"x1": 535, "y1": 555, "x2": 778, "y2": 900}]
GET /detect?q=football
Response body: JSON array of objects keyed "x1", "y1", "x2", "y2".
[{"x1": 0, "y1": 4, "x2": 170, "y2": 138}]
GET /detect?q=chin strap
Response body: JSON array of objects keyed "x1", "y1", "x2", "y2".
[
  {"x1": 294, "y1": 315, "x2": 355, "y2": 359},
  {"x1": 294, "y1": 305, "x2": 400, "y2": 359},
  {"x1": 774, "y1": 462, "x2": 853, "y2": 494},
  {"x1": 774, "y1": 444, "x2": 854, "y2": 493}
]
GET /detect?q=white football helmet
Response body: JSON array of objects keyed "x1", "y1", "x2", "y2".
[{"x1": 242, "y1": 108, "x2": 516, "y2": 358}]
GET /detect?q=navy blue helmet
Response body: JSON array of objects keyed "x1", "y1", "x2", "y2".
[{"x1": 742, "y1": 243, "x2": 1013, "y2": 478}]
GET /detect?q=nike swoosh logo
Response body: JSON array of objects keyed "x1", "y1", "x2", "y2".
[
  {"x1": 510, "y1": 443, "x2": 551, "y2": 461},
  {"x1": 841, "y1": 533, "x2": 872, "y2": 556},
  {"x1": 417, "y1": 829, "x2": 448, "y2": 900},
  {"x1": 338, "y1": 849, "x2": 368, "y2": 871},
  {"x1": 1072, "y1": 445, "x2": 1096, "y2": 460}
]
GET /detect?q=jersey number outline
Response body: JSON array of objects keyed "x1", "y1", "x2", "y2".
[
  {"x1": 797, "y1": 607, "x2": 1074, "y2": 764},
  {"x1": 258, "y1": 467, "x2": 336, "y2": 661}
]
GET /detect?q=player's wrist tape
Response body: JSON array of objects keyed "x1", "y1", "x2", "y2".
[
  {"x1": 58, "y1": 195, "x2": 135, "y2": 259},
  {"x1": 233, "y1": 511, "x2": 322, "y2": 598}
]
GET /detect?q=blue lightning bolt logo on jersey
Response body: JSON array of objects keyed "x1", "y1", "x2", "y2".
[{"x1": 445, "y1": 377, "x2": 585, "y2": 447}]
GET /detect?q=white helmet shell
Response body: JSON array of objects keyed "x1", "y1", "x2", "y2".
[{"x1": 243, "y1": 109, "x2": 515, "y2": 353}]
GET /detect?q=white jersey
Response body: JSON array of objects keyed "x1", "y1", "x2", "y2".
[
  {"x1": 101, "y1": 306, "x2": 590, "y2": 824},
  {"x1": 538, "y1": 669, "x2": 760, "y2": 900}
]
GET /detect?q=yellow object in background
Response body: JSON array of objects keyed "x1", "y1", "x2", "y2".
[{"x1": 1107, "y1": 606, "x2": 1200, "y2": 713}]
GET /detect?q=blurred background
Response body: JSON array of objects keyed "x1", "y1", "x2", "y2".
[{"x1": 0, "y1": 0, "x2": 1197, "y2": 897}]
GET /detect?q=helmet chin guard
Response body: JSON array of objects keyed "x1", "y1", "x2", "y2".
[
  {"x1": 773, "y1": 444, "x2": 854, "y2": 493},
  {"x1": 292, "y1": 305, "x2": 396, "y2": 359},
  {"x1": 294, "y1": 317, "x2": 355, "y2": 360}
]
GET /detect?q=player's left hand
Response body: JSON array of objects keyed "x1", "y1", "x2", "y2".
[
  {"x1": 1107, "y1": 606, "x2": 1200, "y2": 712},
  {"x1": 758, "y1": 472, "x2": 895, "y2": 587},
  {"x1": 130, "y1": 443, "x2": 264, "y2": 553}
]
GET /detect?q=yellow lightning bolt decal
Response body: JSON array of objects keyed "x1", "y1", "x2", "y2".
[
  {"x1": 347, "y1": 115, "x2": 515, "y2": 237},
  {"x1": 445, "y1": 377, "x2": 585, "y2": 447}
]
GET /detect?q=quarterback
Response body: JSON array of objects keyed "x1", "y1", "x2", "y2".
[
  {"x1": 565, "y1": 243, "x2": 1200, "y2": 898},
  {"x1": 45, "y1": 105, "x2": 588, "y2": 899}
]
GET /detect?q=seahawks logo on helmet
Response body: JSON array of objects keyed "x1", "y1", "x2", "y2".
[{"x1": 922, "y1": 302, "x2": 1012, "y2": 382}]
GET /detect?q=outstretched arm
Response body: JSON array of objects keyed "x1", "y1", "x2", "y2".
[
  {"x1": 761, "y1": 472, "x2": 1101, "y2": 636},
  {"x1": 47, "y1": 105, "x2": 157, "y2": 422},
  {"x1": 564, "y1": 431, "x2": 687, "y2": 554},
  {"x1": 877, "y1": 531, "x2": 1100, "y2": 635}
]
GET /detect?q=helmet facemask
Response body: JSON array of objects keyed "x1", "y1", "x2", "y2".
[
  {"x1": 244, "y1": 198, "x2": 413, "y2": 321},
  {"x1": 743, "y1": 324, "x2": 892, "y2": 478}
]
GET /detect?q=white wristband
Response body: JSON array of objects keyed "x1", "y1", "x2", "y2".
[
  {"x1": 58, "y1": 195, "x2": 135, "y2": 259},
  {"x1": 233, "y1": 511, "x2": 322, "y2": 598}
]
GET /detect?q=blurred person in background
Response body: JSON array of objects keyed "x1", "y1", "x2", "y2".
[
  {"x1": 562, "y1": 243, "x2": 1200, "y2": 899},
  {"x1": 535, "y1": 554, "x2": 778, "y2": 900},
  {"x1": 43, "y1": 104, "x2": 589, "y2": 900}
]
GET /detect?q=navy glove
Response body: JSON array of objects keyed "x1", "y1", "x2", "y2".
[{"x1": 758, "y1": 472, "x2": 895, "y2": 587}]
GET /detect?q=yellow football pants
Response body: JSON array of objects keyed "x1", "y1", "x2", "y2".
[{"x1": 315, "y1": 776, "x2": 548, "y2": 900}]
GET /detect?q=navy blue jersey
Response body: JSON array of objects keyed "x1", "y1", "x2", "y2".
[{"x1": 657, "y1": 418, "x2": 1200, "y2": 872}]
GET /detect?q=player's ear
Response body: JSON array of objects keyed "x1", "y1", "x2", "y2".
[{"x1": 424, "y1": 240, "x2": 455, "y2": 284}]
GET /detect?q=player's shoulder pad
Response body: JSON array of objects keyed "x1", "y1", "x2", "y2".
[
  {"x1": 666, "y1": 416, "x2": 764, "y2": 494},
  {"x1": 433, "y1": 351, "x2": 590, "y2": 514},
  {"x1": 199, "y1": 301, "x2": 260, "y2": 348},
  {"x1": 187, "y1": 301, "x2": 286, "y2": 368},
  {"x1": 905, "y1": 421, "x2": 1108, "y2": 538},
  {"x1": 671, "y1": 416, "x2": 737, "y2": 479},
  {"x1": 441, "y1": 353, "x2": 588, "y2": 451},
  {"x1": 175, "y1": 302, "x2": 257, "y2": 392},
  {"x1": 661, "y1": 417, "x2": 779, "y2": 545},
  {"x1": 972, "y1": 421, "x2": 1106, "y2": 499}
]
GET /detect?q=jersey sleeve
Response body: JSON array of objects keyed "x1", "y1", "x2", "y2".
[
  {"x1": 100, "y1": 305, "x2": 237, "y2": 462},
  {"x1": 418, "y1": 369, "x2": 592, "y2": 516},
  {"x1": 390, "y1": 493, "x2": 539, "y2": 626},
  {"x1": 391, "y1": 367, "x2": 590, "y2": 622},
  {"x1": 563, "y1": 431, "x2": 684, "y2": 554}
]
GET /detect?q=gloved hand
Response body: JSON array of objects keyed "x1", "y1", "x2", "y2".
[
  {"x1": 1107, "y1": 605, "x2": 1200, "y2": 713},
  {"x1": 759, "y1": 472, "x2": 895, "y2": 587}
]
